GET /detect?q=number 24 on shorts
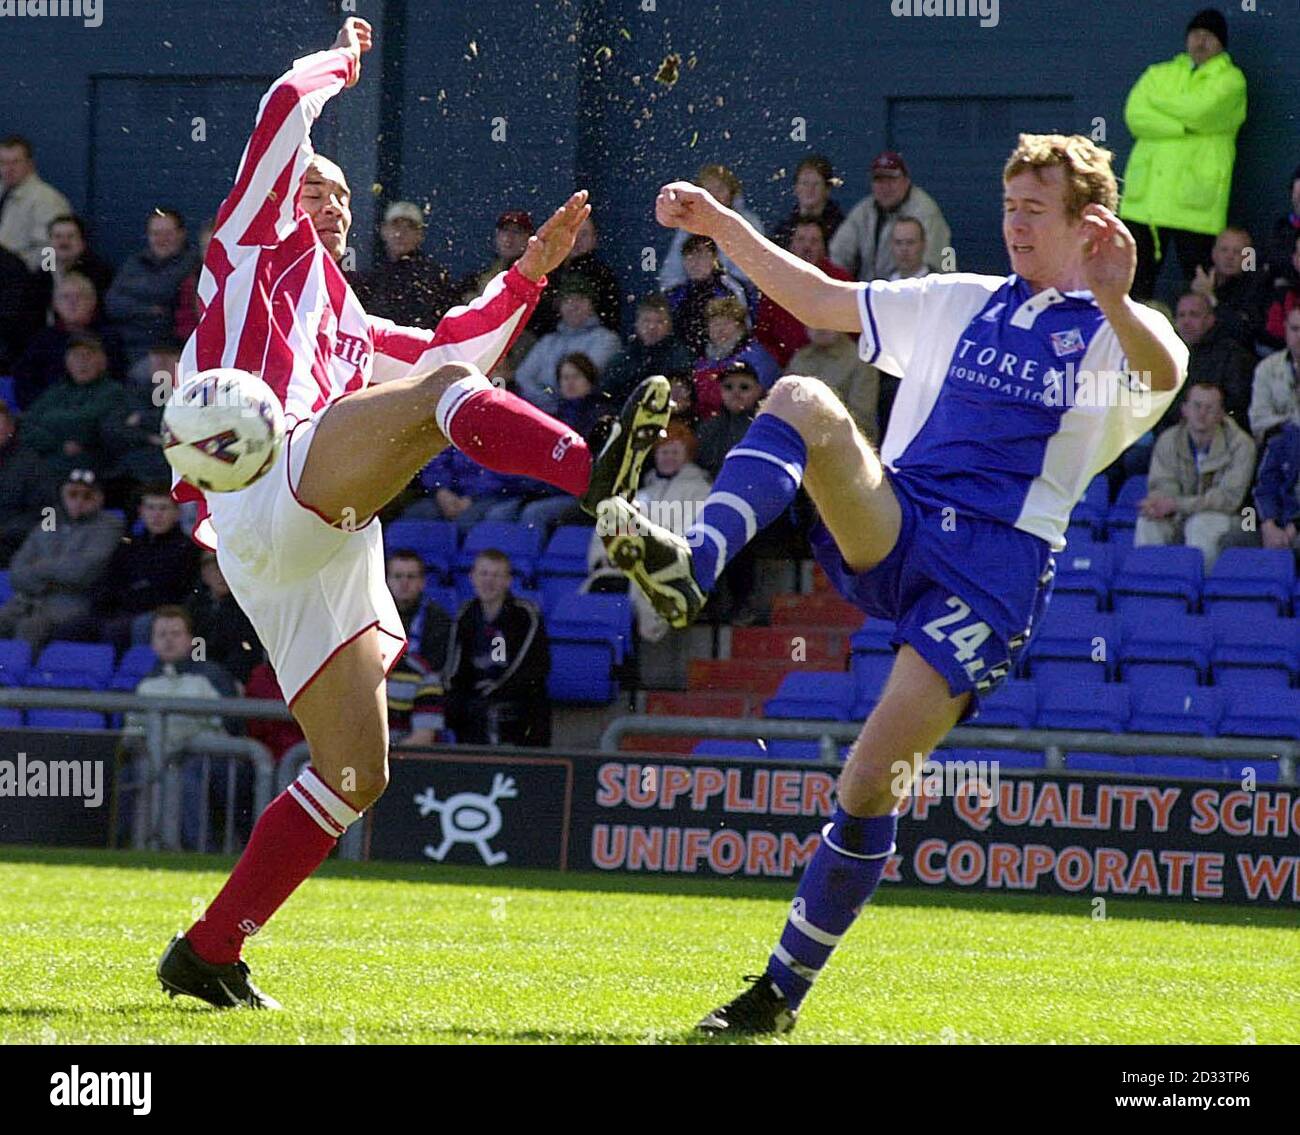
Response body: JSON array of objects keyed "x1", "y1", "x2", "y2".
[{"x1": 921, "y1": 596, "x2": 992, "y2": 681}]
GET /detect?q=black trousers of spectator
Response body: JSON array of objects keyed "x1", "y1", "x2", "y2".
[
  {"x1": 448, "y1": 695, "x2": 551, "y2": 747},
  {"x1": 1130, "y1": 224, "x2": 1216, "y2": 302}
]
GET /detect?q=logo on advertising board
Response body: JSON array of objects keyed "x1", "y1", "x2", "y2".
[{"x1": 415, "y1": 774, "x2": 517, "y2": 866}]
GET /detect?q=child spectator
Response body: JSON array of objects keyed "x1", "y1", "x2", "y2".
[
  {"x1": 666, "y1": 234, "x2": 751, "y2": 356},
  {"x1": 691, "y1": 296, "x2": 779, "y2": 421}
]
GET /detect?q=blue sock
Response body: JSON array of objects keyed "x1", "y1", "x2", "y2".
[
  {"x1": 686, "y1": 414, "x2": 806, "y2": 593},
  {"x1": 766, "y1": 807, "x2": 897, "y2": 1010}
]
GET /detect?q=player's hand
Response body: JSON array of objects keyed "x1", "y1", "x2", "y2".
[
  {"x1": 655, "y1": 181, "x2": 728, "y2": 238},
  {"x1": 516, "y1": 191, "x2": 591, "y2": 282},
  {"x1": 1079, "y1": 204, "x2": 1136, "y2": 310},
  {"x1": 332, "y1": 17, "x2": 373, "y2": 87}
]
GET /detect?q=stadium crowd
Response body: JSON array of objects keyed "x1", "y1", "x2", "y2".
[{"x1": 0, "y1": 7, "x2": 1296, "y2": 814}]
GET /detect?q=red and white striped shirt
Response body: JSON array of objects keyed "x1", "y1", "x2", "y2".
[{"x1": 174, "y1": 48, "x2": 541, "y2": 548}]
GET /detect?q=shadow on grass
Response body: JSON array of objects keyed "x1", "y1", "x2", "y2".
[{"x1": 0, "y1": 845, "x2": 1291, "y2": 929}]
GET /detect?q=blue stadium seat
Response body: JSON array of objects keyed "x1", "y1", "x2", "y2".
[
  {"x1": 763, "y1": 739, "x2": 825, "y2": 761},
  {"x1": 764, "y1": 672, "x2": 855, "y2": 721},
  {"x1": 384, "y1": 519, "x2": 458, "y2": 580},
  {"x1": 944, "y1": 746, "x2": 1047, "y2": 772},
  {"x1": 548, "y1": 594, "x2": 633, "y2": 662},
  {"x1": 117, "y1": 644, "x2": 159, "y2": 679},
  {"x1": 1105, "y1": 475, "x2": 1147, "y2": 536},
  {"x1": 1065, "y1": 753, "x2": 1137, "y2": 773},
  {"x1": 0, "y1": 638, "x2": 31, "y2": 686},
  {"x1": 974, "y1": 679, "x2": 1036, "y2": 728},
  {"x1": 849, "y1": 618, "x2": 896, "y2": 658},
  {"x1": 457, "y1": 521, "x2": 544, "y2": 582},
  {"x1": 1111, "y1": 546, "x2": 1203, "y2": 616},
  {"x1": 0, "y1": 707, "x2": 21, "y2": 728},
  {"x1": 1202, "y1": 548, "x2": 1294, "y2": 617},
  {"x1": 1118, "y1": 611, "x2": 1212, "y2": 691},
  {"x1": 1219, "y1": 759, "x2": 1281, "y2": 784},
  {"x1": 1024, "y1": 610, "x2": 1118, "y2": 685},
  {"x1": 1132, "y1": 756, "x2": 1222, "y2": 779},
  {"x1": 1036, "y1": 684, "x2": 1130, "y2": 731},
  {"x1": 1209, "y1": 610, "x2": 1299, "y2": 689},
  {"x1": 422, "y1": 583, "x2": 461, "y2": 616},
  {"x1": 27, "y1": 642, "x2": 115, "y2": 690},
  {"x1": 0, "y1": 569, "x2": 11, "y2": 605},
  {"x1": 548, "y1": 640, "x2": 618, "y2": 703},
  {"x1": 1066, "y1": 474, "x2": 1110, "y2": 538},
  {"x1": 538, "y1": 575, "x2": 584, "y2": 615},
  {"x1": 25, "y1": 709, "x2": 107, "y2": 730},
  {"x1": 692, "y1": 739, "x2": 768, "y2": 759},
  {"x1": 1128, "y1": 686, "x2": 1221, "y2": 736},
  {"x1": 537, "y1": 525, "x2": 596, "y2": 578},
  {"x1": 1043, "y1": 591, "x2": 1103, "y2": 621},
  {"x1": 1053, "y1": 544, "x2": 1114, "y2": 607},
  {"x1": 1218, "y1": 689, "x2": 1300, "y2": 738},
  {"x1": 0, "y1": 375, "x2": 15, "y2": 410}
]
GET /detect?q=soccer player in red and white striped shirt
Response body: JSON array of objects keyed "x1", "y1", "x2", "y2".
[{"x1": 158, "y1": 18, "x2": 670, "y2": 1009}]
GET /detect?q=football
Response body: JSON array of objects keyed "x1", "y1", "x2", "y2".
[{"x1": 162, "y1": 367, "x2": 285, "y2": 493}]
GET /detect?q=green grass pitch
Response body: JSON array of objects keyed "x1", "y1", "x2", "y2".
[{"x1": 1, "y1": 847, "x2": 1296, "y2": 1044}]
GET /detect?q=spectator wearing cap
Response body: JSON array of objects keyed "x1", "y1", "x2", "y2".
[
  {"x1": 459, "y1": 209, "x2": 534, "y2": 304},
  {"x1": 1248, "y1": 307, "x2": 1300, "y2": 444},
  {"x1": 1136, "y1": 380, "x2": 1254, "y2": 570},
  {"x1": 514, "y1": 276, "x2": 621, "y2": 412},
  {"x1": 770, "y1": 155, "x2": 847, "y2": 253},
  {"x1": 786, "y1": 326, "x2": 881, "y2": 446},
  {"x1": 22, "y1": 332, "x2": 131, "y2": 481},
  {"x1": 0, "y1": 398, "x2": 52, "y2": 567},
  {"x1": 42, "y1": 214, "x2": 115, "y2": 305},
  {"x1": 0, "y1": 468, "x2": 123, "y2": 650},
  {"x1": 535, "y1": 215, "x2": 622, "y2": 336},
  {"x1": 1171, "y1": 291, "x2": 1254, "y2": 426},
  {"x1": 351, "y1": 201, "x2": 457, "y2": 329},
  {"x1": 1188, "y1": 225, "x2": 1269, "y2": 349},
  {"x1": 1119, "y1": 8, "x2": 1246, "y2": 301},
  {"x1": 14, "y1": 271, "x2": 119, "y2": 410},
  {"x1": 665, "y1": 234, "x2": 752, "y2": 356},
  {"x1": 1265, "y1": 165, "x2": 1300, "y2": 289},
  {"x1": 755, "y1": 217, "x2": 852, "y2": 365},
  {"x1": 691, "y1": 296, "x2": 780, "y2": 422},
  {"x1": 587, "y1": 422, "x2": 712, "y2": 642},
  {"x1": 658, "y1": 162, "x2": 765, "y2": 291},
  {"x1": 829, "y1": 150, "x2": 953, "y2": 282},
  {"x1": 0, "y1": 135, "x2": 71, "y2": 272},
  {"x1": 186, "y1": 551, "x2": 265, "y2": 685},
  {"x1": 601, "y1": 293, "x2": 695, "y2": 405},
  {"x1": 71, "y1": 486, "x2": 201, "y2": 652},
  {"x1": 105, "y1": 208, "x2": 201, "y2": 378}
]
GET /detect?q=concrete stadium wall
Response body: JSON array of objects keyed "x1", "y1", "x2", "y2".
[{"x1": 1, "y1": 0, "x2": 1295, "y2": 308}]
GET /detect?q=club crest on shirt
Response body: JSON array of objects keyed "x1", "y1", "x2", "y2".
[{"x1": 1049, "y1": 327, "x2": 1086, "y2": 357}]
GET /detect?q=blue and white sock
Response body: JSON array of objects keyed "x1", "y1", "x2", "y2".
[
  {"x1": 766, "y1": 808, "x2": 897, "y2": 1010},
  {"x1": 686, "y1": 414, "x2": 807, "y2": 594}
]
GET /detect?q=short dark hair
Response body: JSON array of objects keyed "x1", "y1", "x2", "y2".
[
  {"x1": 151, "y1": 604, "x2": 193, "y2": 633},
  {"x1": 150, "y1": 207, "x2": 185, "y2": 229},
  {"x1": 790, "y1": 215, "x2": 831, "y2": 246},
  {"x1": 557, "y1": 352, "x2": 599, "y2": 388},
  {"x1": 682, "y1": 233, "x2": 717, "y2": 257},
  {"x1": 147, "y1": 338, "x2": 184, "y2": 356},
  {"x1": 1176, "y1": 290, "x2": 1213, "y2": 314},
  {"x1": 637, "y1": 293, "x2": 671, "y2": 317},
  {"x1": 474, "y1": 548, "x2": 512, "y2": 572},
  {"x1": 0, "y1": 135, "x2": 33, "y2": 158},
  {"x1": 1186, "y1": 379, "x2": 1225, "y2": 403},
  {"x1": 138, "y1": 483, "x2": 175, "y2": 502},
  {"x1": 387, "y1": 549, "x2": 427, "y2": 572},
  {"x1": 720, "y1": 360, "x2": 761, "y2": 386},
  {"x1": 48, "y1": 213, "x2": 86, "y2": 238}
]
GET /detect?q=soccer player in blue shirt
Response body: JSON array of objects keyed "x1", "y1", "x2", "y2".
[{"x1": 598, "y1": 134, "x2": 1188, "y2": 1034}]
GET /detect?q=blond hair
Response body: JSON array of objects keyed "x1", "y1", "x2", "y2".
[
  {"x1": 1003, "y1": 133, "x2": 1117, "y2": 217},
  {"x1": 705, "y1": 295, "x2": 749, "y2": 327}
]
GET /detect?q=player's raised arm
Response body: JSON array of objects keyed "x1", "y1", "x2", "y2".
[
  {"x1": 1080, "y1": 204, "x2": 1186, "y2": 393},
  {"x1": 213, "y1": 18, "x2": 372, "y2": 251},
  {"x1": 656, "y1": 181, "x2": 862, "y2": 333}
]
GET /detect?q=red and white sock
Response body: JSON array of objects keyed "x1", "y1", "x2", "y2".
[
  {"x1": 185, "y1": 767, "x2": 359, "y2": 965},
  {"x1": 436, "y1": 370, "x2": 592, "y2": 497}
]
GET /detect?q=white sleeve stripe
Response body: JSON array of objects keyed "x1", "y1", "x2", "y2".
[{"x1": 856, "y1": 284, "x2": 881, "y2": 365}]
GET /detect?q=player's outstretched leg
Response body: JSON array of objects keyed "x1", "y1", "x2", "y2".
[
  {"x1": 600, "y1": 374, "x2": 901, "y2": 629},
  {"x1": 158, "y1": 629, "x2": 390, "y2": 1009},
  {"x1": 699, "y1": 646, "x2": 970, "y2": 1036}
]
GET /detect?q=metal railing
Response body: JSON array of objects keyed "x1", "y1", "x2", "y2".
[{"x1": 598, "y1": 716, "x2": 1299, "y2": 783}]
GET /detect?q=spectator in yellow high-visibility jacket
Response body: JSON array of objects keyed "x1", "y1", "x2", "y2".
[{"x1": 1119, "y1": 8, "x2": 1247, "y2": 301}]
